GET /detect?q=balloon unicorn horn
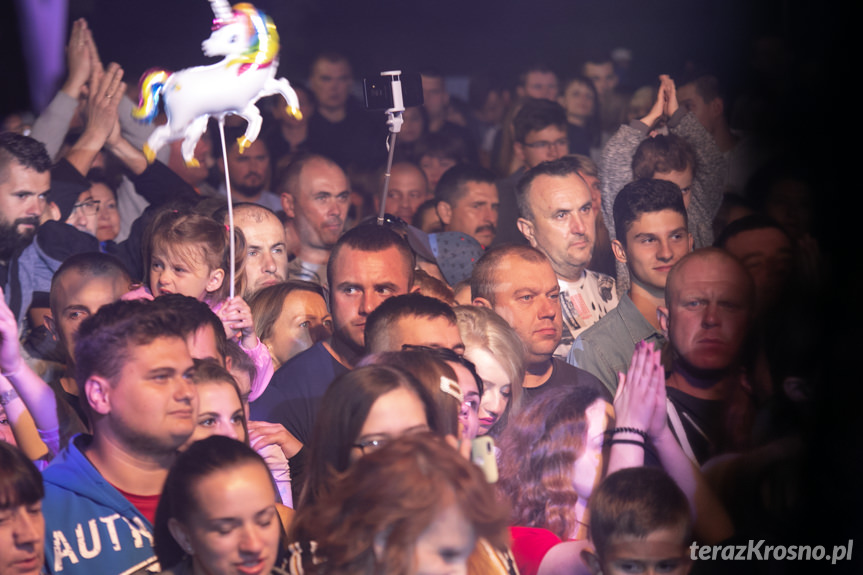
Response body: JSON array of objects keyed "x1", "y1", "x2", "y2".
[
  {"x1": 133, "y1": 1, "x2": 302, "y2": 166},
  {"x1": 209, "y1": 0, "x2": 234, "y2": 20}
]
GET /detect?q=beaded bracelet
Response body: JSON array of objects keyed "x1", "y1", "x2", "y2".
[
  {"x1": 606, "y1": 438, "x2": 646, "y2": 448},
  {"x1": 0, "y1": 388, "x2": 19, "y2": 406},
  {"x1": 608, "y1": 427, "x2": 650, "y2": 442}
]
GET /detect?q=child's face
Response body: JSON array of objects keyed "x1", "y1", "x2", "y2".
[
  {"x1": 150, "y1": 247, "x2": 223, "y2": 301},
  {"x1": 597, "y1": 526, "x2": 692, "y2": 575}
]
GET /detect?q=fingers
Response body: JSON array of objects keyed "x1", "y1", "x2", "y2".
[
  {"x1": 614, "y1": 372, "x2": 626, "y2": 402},
  {"x1": 85, "y1": 24, "x2": 104, "y2": 75}
]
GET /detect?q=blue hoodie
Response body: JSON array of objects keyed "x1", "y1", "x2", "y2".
[{"x1": 42, "y1": 435, "x2": 160, "y2": 574}]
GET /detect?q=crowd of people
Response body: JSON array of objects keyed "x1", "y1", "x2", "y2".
[{"x1": 0, "y1": 12, "x2": 842, "y2": 575}]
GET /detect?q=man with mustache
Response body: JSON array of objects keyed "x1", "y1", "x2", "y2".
[
  {"x1": 0, "y1": 133, "x2": 51, "y2": 285},
  {"x1": 435, "y1": 164, "x2": 499, "y2": 248},
  {"x1": 217, "y1": 126, "x2": 282, "y2": 213},
  {"x1": 279, "y1": 154, "x2": 350, "y2": 289}
]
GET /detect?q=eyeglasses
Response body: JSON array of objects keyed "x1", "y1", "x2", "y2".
[
  {"x1": 352, "y1": 437, "x2": 389, "y2": 455},
  {"x1": 353, "y1": 426, "x2": 431, "y2": 455},
  {"x1": 72, "y1": 199, "x2": 100, "y2": 216},
  {"x1": 523, "y1": 137, "x2": 569, "y2": 151}
]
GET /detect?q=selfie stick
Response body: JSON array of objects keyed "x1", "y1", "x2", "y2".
[{"x1": 377, "y1": 71, "x2": 406, "y2": 226}]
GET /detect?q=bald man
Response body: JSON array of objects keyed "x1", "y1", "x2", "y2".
[
  {"x1": 658, "y1": 248, "x2": 755, "y2": 464},
  {"x1": 232, "y1": 204, "x2": 288, "y2": 298}
]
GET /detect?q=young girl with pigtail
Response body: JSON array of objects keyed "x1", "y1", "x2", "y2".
[{"x1": 134, "y1": 206, "x2": 274, "y2": 398}]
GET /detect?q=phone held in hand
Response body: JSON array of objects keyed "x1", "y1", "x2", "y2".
[{"x1": 470, "y1": 436, "x2": 499, "y2": 483}]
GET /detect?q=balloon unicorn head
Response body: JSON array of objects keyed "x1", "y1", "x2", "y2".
[{"x1": 133, "y1": 0, "x2": 302, "y2": 166}]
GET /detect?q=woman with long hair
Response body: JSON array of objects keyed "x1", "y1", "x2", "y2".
[
  {"x1": 454, "y1": 306, "x2": 525, "y2": 437},
  {"x1": 298, "y1": 365, "x2": 440, "y2": 508}
]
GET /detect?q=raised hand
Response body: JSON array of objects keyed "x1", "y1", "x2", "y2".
[
  {"x1": 62, "y1": 19, "x2": 92, "y2": 99},
  {"x1": 613, "y1": 340, "x2": 664, "y2": 436},
  {"x1": 660, "y1": 74, "x2": 679, "y2": 118},
  {"x1": 0, "y1": 288, "x2": 23, "y2": 375},
  {"x1": 85, "y1": 62, "x2": 125, "y2": 145}
]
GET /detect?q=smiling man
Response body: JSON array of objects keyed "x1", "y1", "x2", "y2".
[
  {"x1": 42, "y1": 299, "x2": 196, "y2": 575},
  {"x1": 516, "y1": 157, "x2": 618, "y2": 358},
  {"x1": 569, "y1": 179, "x2": 692, "y2": 395}
]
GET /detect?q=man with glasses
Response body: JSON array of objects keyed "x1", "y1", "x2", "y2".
[{"x1": 493, "y1": 98, "x2": 570, "y2": 246}]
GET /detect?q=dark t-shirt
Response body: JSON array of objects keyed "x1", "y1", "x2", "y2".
[
  {"x1": 521, "y1": 358, "x2": 613, "y2": 404},
  {"x1": 250, "y1": 341, "x2": 349, "y2": 446},
  {"x1": 666, "y1": 386, "x2": 724, "y2": 464}
]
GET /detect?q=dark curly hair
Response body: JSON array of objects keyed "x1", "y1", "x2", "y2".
[{"x1": 496, "y1": 385, "x2": 603, "y2": 540}]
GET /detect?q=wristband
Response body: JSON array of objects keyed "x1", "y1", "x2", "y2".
[
  {"x1": 607, "y1": 438, "x2": 646, "y2": 448},
  {"x1": 0, "y1": 388, "x2": 19, "y2": 406},
  {"x1": 608, "y1": 427, "x2": 650, "y2": 442}
]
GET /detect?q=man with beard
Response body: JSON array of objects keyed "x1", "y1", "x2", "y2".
[
  {"x1": 279, "y1": 154, "x2": 350, "y2": 289},
  {"x1": 0, "y1": 133, "x2": 51, "y2": 286},
  {"x1": 435, "y1": 164, "x2": 499, "y2": 248},
  {"x1": 217, "y1": 126, "x2": 282, "y2": 213}
]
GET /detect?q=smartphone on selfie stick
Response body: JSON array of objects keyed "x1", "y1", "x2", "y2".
[{"x1": 362, "y1": 71, "x2": 423, "y2": 226}]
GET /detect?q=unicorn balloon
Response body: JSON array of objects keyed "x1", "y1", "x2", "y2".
[{"x1": 133, "y1": 0, "x2": 301, "y2": 165}]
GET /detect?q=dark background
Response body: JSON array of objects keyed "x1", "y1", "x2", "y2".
[{"x1": 0, "y1": 0, "x2": 841, "y2": 115}]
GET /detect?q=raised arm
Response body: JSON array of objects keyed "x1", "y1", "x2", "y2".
[
  {"x1": 666, "y1": 78, "x2": 725, "y2": 247},
  {"x1": 64, "y1": 62, "x2": 125, "y2": 176},
  {"x1": 0, "y1": 288, "x2": 60, "y2": 442},
  {"x1": 608, "y1": 341, "x2": 734, "y2": 544},
  {"x1": 598, "y1": 81, "x2": 669, "y2": 241},
  {"x1": 29, "y1": 19, "x2": 93, "y2": 160}
]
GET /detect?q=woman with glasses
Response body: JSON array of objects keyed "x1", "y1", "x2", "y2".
[
  {"x1": 298, "y1": 365, "x2": 439, "y2": 508},
  {"x1": 64, "y1": 190, "x2": 100, "y2": 236},
  {"x1": 295, "y1": 363, "x2": 517, "y2": 575}
]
